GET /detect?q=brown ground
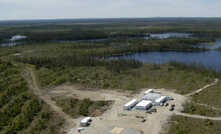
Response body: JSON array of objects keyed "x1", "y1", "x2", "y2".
[{"x1": 24, "y1": 66, "x2": 219, "y2": 134}]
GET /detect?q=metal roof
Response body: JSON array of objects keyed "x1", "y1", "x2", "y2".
[
  {"x1": 155, "y1": 96, "x2": 167, "y2": 103},
  {"x1": 136, "y1": 100, "x2": 152, "y2": 107},
  {"x1": 144, "y1": 89, "x2": 154, "y2": 94},
  {"x1": 124, "y1": 99, "x2": 137, "y2": 107}
]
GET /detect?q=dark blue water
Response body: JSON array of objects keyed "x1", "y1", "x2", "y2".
[
  {"x1": 198, "y1": 38, "x2": 221, "y2": 49},
  {"x1": 112, "y1": 38, "x2": 221, "y2": 71},
  {"x1": 117, "y1": 51, "x2": 221, "y2": 70}
]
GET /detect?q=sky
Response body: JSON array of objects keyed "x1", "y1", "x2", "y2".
[{"x1": 0, "y1": 0, "x2": 221, "y2": 20}]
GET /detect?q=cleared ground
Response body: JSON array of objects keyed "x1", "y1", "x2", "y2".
[
  {"x1": 25, "y1": 67, "x2": 220, "y2": 134},
  {"x1": 55, "y1": 87, "x2": 186, "y2": 134}
]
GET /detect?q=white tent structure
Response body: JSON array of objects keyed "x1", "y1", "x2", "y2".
[
  {"x1": 144, "y1": 89, "x2": 154, "y2": 95},
  {"x1": 135, "y1": 100, "x2": 152, "y2": 110},
  {"x1": 155, "y1": 96, "x2": 167, "y2": 105},
  {"x1": 124, "y1": 99, "x2": 138, "y2": 110},
  {"x1": 142, "y1": 93, "x2": 161, "y2": 102}
]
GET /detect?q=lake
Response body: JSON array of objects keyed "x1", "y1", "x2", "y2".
[
  {"x1": 2, "y1": 32, "x2": 221, "y2": 70},
  {"x1": 112, "y1": 38, "x2": 221, "y2": 71}
]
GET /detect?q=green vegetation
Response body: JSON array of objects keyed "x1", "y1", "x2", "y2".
[
  {"x1": 33, "y1": 62, "x2": 216, "y2": 94},
  {"x1": 2, "y1": 38, "x2": 215, "y2": 94},
  {"x1": 192, "y1": 81, "x2": 221, "y2": 108},
  {"x1": 182, "y1": 102, "x2": 221, "y2": 117},
  {"x1": 1, "y1": 18, "x2": 221, "y2": 43},
  {"x1": 52, "y1": 97, "x2": 112, "y2": 118},
  {"x1": 1, "y1": 18, "x2": 221, "y2": 134},
  {"x1": 0, "y1": 59, "x2": 64, "y2": 134},
  {"x1": 166, "y1": 115, "x2": 221, "y2": 134}
]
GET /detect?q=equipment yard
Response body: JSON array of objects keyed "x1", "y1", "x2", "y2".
[
  {"x1": 25, "y1": 67, "x2": 219, "y2": 134},
  {"x1": 57, "y1": 85, "x2": 186, "y2": 134}
]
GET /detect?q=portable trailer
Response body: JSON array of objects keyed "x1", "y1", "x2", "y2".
[
  {"x1": 135, "y1": 100, "x2": 152, "y2": 110},
  {"x1": 124, "y1": 99, "x2": 138, "y2": 110},
  {"x1": 155, "y1": 96, "x2": 167, "y2": 105},
  {"x1": 144, "y1": 89, "x2": 154, "y2": 95}
]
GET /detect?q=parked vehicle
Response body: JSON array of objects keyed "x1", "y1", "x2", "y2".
[
  {"x1": 149, "y1": 108, "x2": 157, "y2": 113},
  {"x1": 141, "y1": 119, "x2": 146, "y2": 123},
  {"x1": 169, "y1": 107, "x2": 174, "y2": 111},
  {"x1": 80, "y1": 117, "x2": 92, "y2": 127}
]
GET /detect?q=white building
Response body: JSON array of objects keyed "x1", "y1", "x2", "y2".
[
  {"x1": 10, "y1": 35, "x2": 27, "y2": 41},
  {"x1": 142, "y1": 93, "x2": 161, "y2": 102},
  {"x1": 155, "y1": 96, "x2": 167, "y2": 105},
  {"x1": 135, "y1": 100, "x2": 152, "y2": 110},
  {"x1": 124, "y1": 99, "x2": 138, "y2": 110},
  {"x1": 144, "y1": 89, "x2": 154, "y2": 95},
  {"x1": 80, "y1": 117, "x2": 92, "y2": 127}
]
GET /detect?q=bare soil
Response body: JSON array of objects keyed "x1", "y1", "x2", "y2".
[
  {"x1": 60, "y1": 86, "x2": 186, "y2": 134},
  {"x1": 25, "y1": 66, "x2": 220, "y2": 134}
]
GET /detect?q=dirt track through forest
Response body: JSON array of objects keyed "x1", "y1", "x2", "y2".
[
  {"x1": 185, "y1": 78, "x2": 219, "y2": 97},
  {"x1": 24, "y1": 67, "x2": 75, "y2": 132}
]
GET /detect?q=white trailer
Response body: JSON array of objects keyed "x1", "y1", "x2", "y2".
[
  {"x1": 135, "y1": 100, "x2": 152, "y2": 110},
  {"x1": 80, "y1": 117, "x2": 92, "y2": 127},
  {"x1": 144, "y1": 89, "x2": 154, "y2": 95},
  {"x1": 155, "y1": 96, "x2": 167, "y2": 105},
  {"x1": 124, "y1": 99, "x2": 138, "y2": 110}
]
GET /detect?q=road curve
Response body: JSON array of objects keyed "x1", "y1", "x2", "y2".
[{"x1": 185, "y1": 78, "x2": 219, "y2": 97}]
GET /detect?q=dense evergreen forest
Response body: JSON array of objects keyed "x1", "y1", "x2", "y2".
[
  {"x1": 0, "y1": 60, "x2": 64, "y2": 134},
  {"x1": 1, "y1": 18, "x2": 221, "y2": 43}
]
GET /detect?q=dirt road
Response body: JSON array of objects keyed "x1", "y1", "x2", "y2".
[
  {"x1": 185, "y1": 78, "x2": 219, "y2": 97},
  {"x1": 24, "y1": 67, "x2": 75, "y2": 132},
  {"x1": 175, "y1": 112, "x2": 221, "y2": 120}
]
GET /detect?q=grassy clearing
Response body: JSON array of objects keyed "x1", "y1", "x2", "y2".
[
  {"x1": 182, "y1": 102, "x2": 221, "y2": 117},
  {"x1": 192, "y1": 81, "x2": 221, "y2": 108},
  {"x1": 52, "y1": 97, "x2": 112, "y2": 118},
  {"x1": 166, "y1": 115, "x2": 221, "y2": 134}
]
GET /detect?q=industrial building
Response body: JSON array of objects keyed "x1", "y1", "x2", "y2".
[
  {"x1": 135, "y1": 100, "x2": 152, "y2": 110},
  {"x1": 144, "y1": 89, "x2": 154, "y2": 95},
  {"x1": 124, "y1": 99, "x2": 138, "y2": 110},
  {"x1": 155, "y1": 96, "x2": 167, "y2": 105},
  {"x1": 142, "y1": 93, "x2": 161, "y2": 102},
  {"x1": 122, "y1": 89, "x2": 170, "y2": 111},
  {"x1": 105, "y1": 127, "x2": 141, "y2": 134}
]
